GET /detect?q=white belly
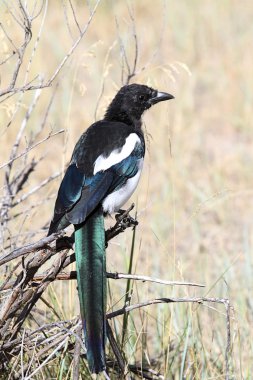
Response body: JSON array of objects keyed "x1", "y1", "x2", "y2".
[{"x1": 102, "y1": 160, "x2": 143, "y2": 214}]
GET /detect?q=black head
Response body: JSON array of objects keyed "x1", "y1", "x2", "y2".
[{"x1": 104, "y1": 84, "x2": 174, "y2": 125}]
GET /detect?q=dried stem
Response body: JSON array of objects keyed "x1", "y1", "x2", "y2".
[
  {"x1": 0, "y1": 129, "x2": 64, "y2": 171},
  {"x1": 0, "y1": 231, "x2": 65, "y2": 267},
  {"x1": 3, "y1": 271, "x2": 203, "y2": 290},
  {"x1": 1, "y1": 271, "x2": 205, "y2": 292},
  {"x1": 0, "y1": 0, "x2": 100, "y2": 99}
]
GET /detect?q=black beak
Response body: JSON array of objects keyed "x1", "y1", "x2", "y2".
[{"x1": 149, "y1": 91, "x2": 174, "y2": 105}]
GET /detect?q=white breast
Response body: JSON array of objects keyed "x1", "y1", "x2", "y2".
[
  {"x1": 93, "y1": 133, "x2": 141, "y2": 175},
  {"x1": 102, "y1": 159, "x2": 143, "y2": 214}
]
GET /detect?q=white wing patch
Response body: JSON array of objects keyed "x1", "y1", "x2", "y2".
[
  {"x1": 102, "y1": 159, "x2": 143, "y2": 214},
  {"x1": 93, "y1": 133, "x2": 141, "y2": 175}
]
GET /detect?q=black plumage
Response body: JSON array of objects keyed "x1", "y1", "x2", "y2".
[
  {"x1": 48, "y1": 83, "x2": 174, "y2": 375},
  {"x1": 48, "y1": 84, "x2": 174, "y2": 235}
]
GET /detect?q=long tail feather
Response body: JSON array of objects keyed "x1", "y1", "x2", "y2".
[{"x1": 75, "y1": 207, "x2": 106, "y2": 374}]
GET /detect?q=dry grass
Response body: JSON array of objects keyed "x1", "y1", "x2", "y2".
[{"x1": 1, "y1": 0, "x2": 253, "y2": 378}]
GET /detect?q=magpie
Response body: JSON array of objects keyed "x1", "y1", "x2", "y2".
[{"x1": 48, "y1": 83, "x2": 174, "y2": 376}]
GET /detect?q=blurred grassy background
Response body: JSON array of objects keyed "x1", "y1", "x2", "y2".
[{"x1": 1, "y1": 0, "x2": 253, "y2": 378}]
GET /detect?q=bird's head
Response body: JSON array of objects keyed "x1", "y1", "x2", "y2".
[{"x1": 104, "y1": 83, "x2": 174, "y2": 125}]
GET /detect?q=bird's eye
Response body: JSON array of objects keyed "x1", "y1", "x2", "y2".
[{"x1": 139, "y1": 95, "x2": 145, "y2": 101}]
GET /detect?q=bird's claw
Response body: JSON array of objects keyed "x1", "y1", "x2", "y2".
[
  {"x1": 115, "y1": 207, "x2": 138, "y2": 230},
  {"x1": 105, "y1": 204, "x2": 138, "y2": 247}
]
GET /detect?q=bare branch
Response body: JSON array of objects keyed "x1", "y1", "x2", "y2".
[
  {"x1": 108, "y1": 296, "x2": 224, "y2": 318},
  {"x1": 14, "y1": 271, "x2": 204, "y2": 289},
  {"x1": 25, "y1": 336, "x2": 69, "y2": 380},
  {"x1": 69, "y1": 0, "x2": 82, "y2": 33},
  {"x1": 12, "y1": 171, "x2": 61, "y2": 207},
  {"x1": 0, "y1": 82, "x2": 50, "y2": 99},
  {"x1": 8, "y1": 1, "x2": 32, "y2": 90},
  {"x1": 8, "y1": 86, "x2": 42, "y2": 173},
  {"x1": 0, "y1": 231, "x2": 65, "y2": 267},
  {"x1": 0, "y1": 204, "x2": 138, "y2": 270},
  {"x1": 224, "y1": 299, "x2": 231, "y2": 380},
  {"x1": 61, "y1": 0, "x2": 75, "y2": 41},
  {"x1": 0, "y1": 51, "x2": 16, "y2": 66},
  {"x1": 0, "y1": 0, "x2": 100, "y2": 99},
  {"x1": 106, "y1": 320, "x2": 127, "y2": 376},
  {"x1": 22, "y1": 0, "x2": 48, "y2": 86},
  {"x1": 0, "y1": 22, "x2": 19, "y2": 53},
  {"x1": 107, "y1": 273, "x2": 205, "y2": 288},
  {"x1": 0, "y1": 129, "x2": 64, "y2": 170},
  {"x1": 107, "y1": 296, "x2": 232, "y2": 380},
  {"x1": 9, "y1": 194, "x2": 55, "y2": 222},
  {"x1": 46, "y1": 0, "x2": 101, "y2": 86},
  {"x1": 11, "y1": 158, "x2": 38, "y2": 195},
  {"x1": 3, "y1": 1, "x2": 24, "y2": 29}
]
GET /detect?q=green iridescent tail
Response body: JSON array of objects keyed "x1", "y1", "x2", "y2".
[{"x1": 75, "y1": 207, "x2": 106, "y2": 374}]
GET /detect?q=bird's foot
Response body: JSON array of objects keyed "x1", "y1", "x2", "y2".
[
  {"x1": 105, "y1": 204, "x2": 138, "y2": 246},
  {"x1": 115, "y1": 204, "x2": 138, "y2": 229}
]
